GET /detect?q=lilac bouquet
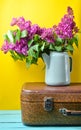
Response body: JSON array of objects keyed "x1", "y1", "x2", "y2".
[{"x1": 1, "y1": 7, "x2": 79, "y2": 67}]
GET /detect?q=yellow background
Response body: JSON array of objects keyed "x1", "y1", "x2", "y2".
[{"x1": 0, "y1": 0, "x2": 81, "y2": 110}]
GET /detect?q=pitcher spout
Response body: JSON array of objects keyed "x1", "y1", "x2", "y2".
[{"x1": 42, "y1": 53, "x2": 50, "y2": 68}]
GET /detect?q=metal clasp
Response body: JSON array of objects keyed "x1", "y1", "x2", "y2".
[{"x1": 44, "y1": 97, "x2": 54, "y2": 111}]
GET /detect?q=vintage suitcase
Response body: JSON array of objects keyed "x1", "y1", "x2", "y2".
[{"x1": 21, "y1": 82, "x2": 81, "y2": 125}]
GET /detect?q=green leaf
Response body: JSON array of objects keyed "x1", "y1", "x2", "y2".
[
  {"x1": 41, "y1": 42, "x2": 46, "y2": 51},
  {"x1": 15, "y1": 29, "x2": 21, "y2": 42},
  {"x1": 10, "y1": 51, "x2": 18, "y2": 60},
  {"x1": 70, "y1": 51, "x2": 73, "y2": 55},
  {"x1": 26, "y1": 56, "x2": 38, "y2": 68},
  {"x1": 31, "y1": 44, "x2": 39, "y2": 51},
  {"x1": 21, "y1": 30, "x2": 28, "y2": 38},
  {"x1": 26, "y1": 62, "x2": 31, "y2": 68},
  {"x1": 28, "y1": 39, "x2": 34, "y2": 47},
  {"x1": 49, "y1": 44, "x2": 55, "y2": 50},
  {"x1": 31, "y1": 57, "x2": 38, "y2": 64},
  {"x1": 66, "y1": 44, "x2": 74, "y2": 51},
  {"x1": 28, "y1": 49, "x2": 39, "y2": 59},
  {"x1": 33, "y1": 34, "x2": 40, "y2": 41},
  {"x1": 16, "y1": 53, "x2": 25, "y2": 60},
  {"x1": 28, "y1": 48, "x2": 37, "y2": 59},
  {"x1": 73, "y1": 36, "x2": 78, "y2": 47},
  {"x1": 57, "y1": 37, "x2": 63, "y2": 43},
  {"x1": 55, "y1": 37, "x2": 63, "y2": 45},
  {"x1": 55, "y1": 46, "x2": 62, "y2": 51},
  {"x1": 3, "y1": 34, "x2": 10, "y2": 42},
  {"x1": 10, "y1": 51, "x2": 25, "y2": 61},
  {"x1": 27, "y1": 44, "x2": 39, "y2": 66},
  {"x1": 7, "y1": 30, "x2": 15, "y2": 43},
  {"x1": 26, "y1": 56, "x2": 32, "y2": 68},
  {"x1": 68, "y1": 38, "x2": 73, "y2": 45},
  {"x1": 28, "y1": 50, "x2": 36, "y2": 58}
]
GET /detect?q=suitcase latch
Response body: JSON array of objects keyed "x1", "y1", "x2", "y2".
[{"x1": 44, "y1": 97, "x2": 54, "y2": 111}]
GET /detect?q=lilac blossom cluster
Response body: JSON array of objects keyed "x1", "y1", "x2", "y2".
[
  {"x1": 1, "y1": 6, "x2": 79, "y2": 60},
  {"x1": 11, "y1": 17, "x2": 55, "y2": 42},
  {"x1": 2, "y1": 38, "x2": 28, "y2": 55},
  {"x1": 54, "y1": 6, "x2": 79, "y2": 39},
  {"x1": 1, "y1": 17, "x2": 55, "y2": 55}
]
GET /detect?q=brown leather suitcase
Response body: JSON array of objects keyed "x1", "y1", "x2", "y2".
[{"x1": 21, "y1": 82, "x2": 81, "y2": 125}]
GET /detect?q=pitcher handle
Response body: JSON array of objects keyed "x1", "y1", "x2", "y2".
[{"x1": 69, "y1": 57, "x2": 72, "y2": 72}]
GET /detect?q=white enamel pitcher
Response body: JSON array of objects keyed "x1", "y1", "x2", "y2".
[{"x1": 42, "y1": 52, "x2": 72, "y2": 86}]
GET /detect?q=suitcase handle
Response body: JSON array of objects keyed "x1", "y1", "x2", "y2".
[{"x1": 59, "y1": 108, "x2": 81, "y2": 116}]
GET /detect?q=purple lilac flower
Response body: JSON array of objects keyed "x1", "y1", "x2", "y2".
[
  {"x1": 27, "y1": 24, "x2": 41, "y2": 40},
  {"x1": 16, "y1": 17, "x2": 25, "y2": 31},
  {"x1": 10, "y1": 18, "x2": 18, "y2": 26},
  {"x1": 1, "y1": 38, "x2": 28, "y2": 56},
  {"x1": 1, "y1": 41, "x2": 15, "y2": 53},
  {"x1": 10, "y1": 17, "x2": 56, "y2": 43},
  {"x1": 54, "y1": 6, "x2": 79, "y2": 39},
  {"x1": 30, "y1": 24, "x2": 40, "y2": 34},
  {"x1": 14, "y1": 38, "x2": 28, "y2": 55},
  {"x1": 11, "y1": 17, "x2": 31, "y2": 31},
  {"x1": 11, "y1": 17, "x2": 40, "y2": 39},
  {"x1": 1, "y1": 41, "x2": 10, "y2": 53},
  {"x1": 67, "y1": 6, "x2": 73, "y2": 15},
  {"x1": 40, "y1": 28, "x2": 55, "y2": 43}
]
